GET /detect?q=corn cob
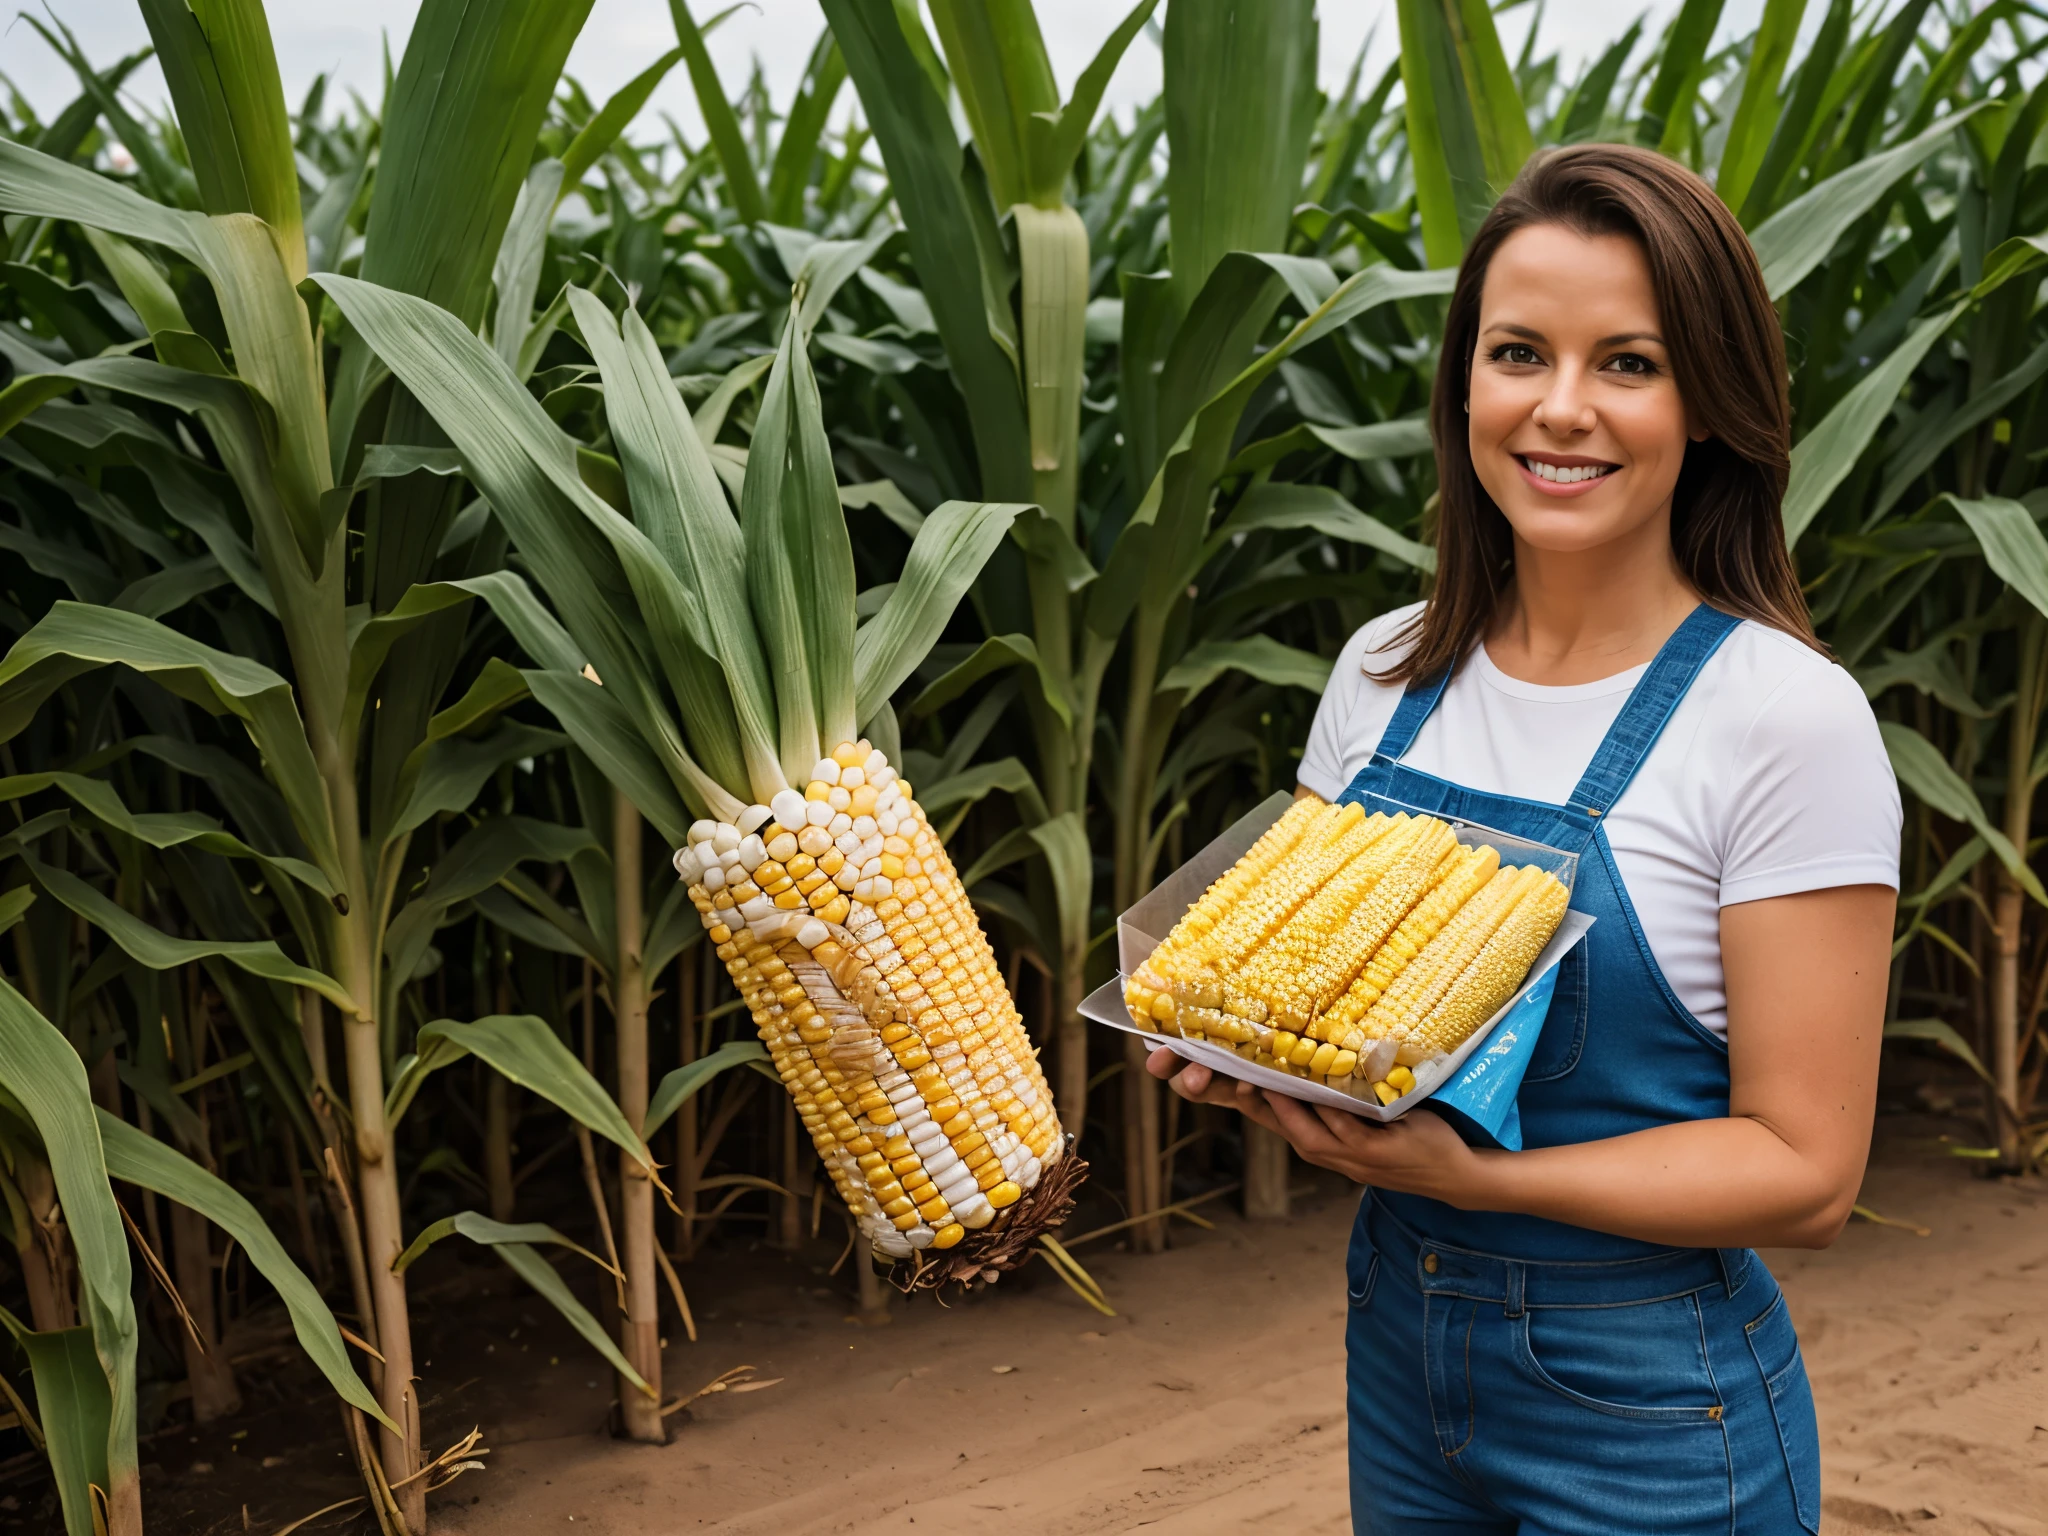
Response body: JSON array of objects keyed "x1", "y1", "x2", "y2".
[
  {"x1": 1314, "y1": 843, "x2": 1502, "y2": 1044},
  {"x1": 1395, "y1": 869, "x2": 1571, "y2": 1065},
  {"x1": 1163, "y1": 805, "x2": 1395, "y2": 1012},
  {"x1": 1230, "y1": 814, "x2": 1460, "y2": 1035},
  {"x1": 676, "y1": 740, "x2": 1062, "y2": 1261},
  {"x1": 1123, "y1": 793, "x2": 1327, "y2": 1031}
]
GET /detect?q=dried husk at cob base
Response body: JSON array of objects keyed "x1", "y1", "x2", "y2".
[{"x1": 1123, "y1": 795, "x2": 1569, "y2": 1104}]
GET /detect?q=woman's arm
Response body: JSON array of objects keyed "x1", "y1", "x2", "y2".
[{"x1": 1148, "y1": 881, "x2": 1894, "y2": 1250}]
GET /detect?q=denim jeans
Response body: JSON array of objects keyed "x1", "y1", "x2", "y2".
[{"x1": 1346, "y1": 1196, "x2": 1822, "y2": 1535}]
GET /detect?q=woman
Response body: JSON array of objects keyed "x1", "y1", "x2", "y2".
[{"x1": 1148, "y1": 145, "x2": 1900, "y2": 1533}]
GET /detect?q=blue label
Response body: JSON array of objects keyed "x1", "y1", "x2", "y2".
[{"x1": 1427, "y1": 962, "x2": 1559, "y2": 1151}]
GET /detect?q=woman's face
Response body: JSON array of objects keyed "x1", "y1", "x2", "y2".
[{"x1": 1466, "y1": 222, "x2": 1701, "y2": 557}]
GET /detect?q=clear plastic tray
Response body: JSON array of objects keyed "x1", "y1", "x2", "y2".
[{"x1": 1081, "y1": 791, "x2": 1592, "y2": 1124}]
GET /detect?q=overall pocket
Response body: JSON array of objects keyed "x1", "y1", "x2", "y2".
[
  {"x1": 1523, "y1": 941, "x2": 1589, "y2": 1082},
  {"x1": 1515, "y1": 1291, "x2": 1725, "y2": 1420},
  {"x1": 1745, "y1": 1292, "x2": 1822, "y2": 1533}
]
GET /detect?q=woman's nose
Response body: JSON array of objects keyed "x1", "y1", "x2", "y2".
[{"x1": 1532, "y1": 364, "x2": 1597, "y2": 436}]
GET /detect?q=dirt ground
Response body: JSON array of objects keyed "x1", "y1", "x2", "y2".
[{"x1": 52, "y1": 1110, "x2": 2047, "y2": 1536}]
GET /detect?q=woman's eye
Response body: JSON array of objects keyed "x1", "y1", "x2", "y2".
[
  {"x1": 1605, "y1": 352, "x2": 1658, "y2": 376},
  {"x1": 1490, "y1": 343, "x2": 1542, "y2": 366}
]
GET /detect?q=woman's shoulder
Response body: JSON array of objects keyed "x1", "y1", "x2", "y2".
[
  {"x1": 1711, "y1": 620, "x2": 1880, "y2": 740},
  {"x1": 1697, "y1": 619, "x2": 1898, "y2": 808}
]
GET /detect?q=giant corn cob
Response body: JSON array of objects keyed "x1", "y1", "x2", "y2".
[
  {"x1": 673, "y1": 740, "x2": 1064, "y2": 1260},
  {"x1": 1124, "y1": 796, "x2": 1568, "y2": 1104}
]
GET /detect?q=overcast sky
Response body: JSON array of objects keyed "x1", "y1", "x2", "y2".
[{"x1": 8, "y1": 0, "x2": 1780, "y2": 137}]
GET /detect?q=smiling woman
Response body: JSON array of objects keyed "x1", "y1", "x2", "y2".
[{"x1": 1149, "y1": 144, "x2": 1902, "y2": 1536}]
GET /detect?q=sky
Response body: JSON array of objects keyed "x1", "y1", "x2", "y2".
[{"x1": 7, "y1": 0, "x2": 1783, "y2": 140}]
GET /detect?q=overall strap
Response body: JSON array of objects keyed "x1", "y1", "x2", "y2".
[
  {"x1": 1371, "y1": 663, "x2": 1456, "y2": 763},
  {"x1": 1564, "y1": 603, "x2": 1741, "y2": 821}
]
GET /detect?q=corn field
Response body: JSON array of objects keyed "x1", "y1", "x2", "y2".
[{"x1": 0, "y1": 0, "x2": 2043, "y2": 1529}]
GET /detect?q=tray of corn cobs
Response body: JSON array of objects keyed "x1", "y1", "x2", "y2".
[{"x1": 1080, "y1": 791, "x2": 1592, "y2": 1134}]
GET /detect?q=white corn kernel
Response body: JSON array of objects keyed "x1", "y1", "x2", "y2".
[
  {"x1": 841, "y1": 765, "x2": 866, "y2": 789},
  {"x1": 770, "y1": 789, "x2": 807, "y2": 829},
  {"x1": 806, "y1": 799, "x2": 833, "y2": 828},
  {"x1": 736, "y1": 804, "x2": 773, "y2": 834},
  {"x1": 689, "y1": 819, "x2": 718, "y2": 845},
  {"x1": 811, "y1": 758, "x2": 841, "y2": 786},
  {"x1": 712, "y1": 824, "x2": 740, "y2": 855},
  {"x1": 828, "y1": 786, "x2": 852, "y2": 811},
  {"x1": 798, "y1": 825, "x2": 833, "y2": 856}
]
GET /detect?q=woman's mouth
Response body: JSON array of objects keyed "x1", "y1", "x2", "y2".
[{"x1": 1514, "y1": 454, "x2": 1619, "y2": 494}]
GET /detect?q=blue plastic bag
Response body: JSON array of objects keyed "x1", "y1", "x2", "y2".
[{"x1": 1426, "y1": 956, "x2": 1563, "y2": 1152}]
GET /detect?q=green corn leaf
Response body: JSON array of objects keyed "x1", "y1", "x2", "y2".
[
  {"x1": 500, "y1": 1241, "x2": 655, "y2": 1395},
  {"x1": 1166, "y1": 0, "x2": 1322, "y2": 305},
  {"x1": 387, "y1": 1213, "x2": 651, "y2": 1397},
  {"x1": 1119, "y1": 264, "x2": 1458, "y2": 632},
  {"x1": 136, "y1": 0, "x2": 305, "y2": 281},
  {"x1": 1716, "y1": 0, "x2": 1807, "y2": 213},
  {"x1": 1211, "y1": 483, "x2": 1437, "y2": 572},
  {"x1": 1398, "y1": 0, "x2": 1513, "y2": 265},
  {"x1": 94, "y1": 1110, "x2": 395, "y2": 1431},
  {"x1": 1014, "y1": 203, "x2": 1091, "y2": 525},
  {"x1": 1751, "y1": 107, "x2": 1987, "y2": 300},
  {"x1": 910, "y1": 633, "x2": 1071, "y2": 727},
  {"x1": 1157, "y1": 636, "x2": 1335, "y2": 703},
  {"x1": 385, "y1": 817, "x2": 598, "y2": 994},
  {"x1": 9, "y1": 1326, "x2": 110, "y2": 1536},
  {"x1": 1737, "y1": 0, "x2": 1850, "y2": 221},
  {"x1": 1782, "y1": 300, "x2": 1969, "y2": 545},
  {"x1": 918, "y1": 757, "x2": 1043, "y2": 820},
  {"x1": 820, "y1": 0, "x2": 1033, "y2": 501},
  {"x1": 1636, "y1": 0, "x2": 1724, "y2": 153},
  {"x1": 1035, "y1": 0, "x2": 1162, "y2": 193},
  {"x1": 314, "y1": 272, "x2": 741, "y2": 819},
  {"x1": 0, "y1": 977, "x2": 137, "y2": 1530},
  {"x1": 523, "y1": 671, "x2": 699, "y2": 842},
  {"x1": 361, "y1": 0, "x2": 595, "y2": 330},
  {"x1": 854, "y1": 501, "x2": 1029, "y2": 730},
  {"x1": 386, "y1": 1016, "x2": 658, "y2": 1181},
  {"x1": 670, "y1": 0, "x2": 766, "y2": 224},
  {"x1": 643, "y1": 1040, "x2": 772, "y2": 1137},
  {"x1": 0, "y1": 601, "x2": 342, "y2": 887},
  {"x1": 1873, "y1": 338, "x2": 2048, "y2": 521},
  {"x1": 768, "y1": 33, "x2": 849, "y2": 225},
  {"x1": 387, "y1": 722, "x2": 566, "y2": 843},
  {"x1": 17, "y1": 852, "x2": 358, "y2": 1013},
  {"x1": 1879, "y1": 721, "x2": 2046, "y2": 904},
  {"x1": 1027, "y1": 811, "x2": 1093, "y2": 968},
  {"x1": 492, "y1": 159, "x2": 566, "y2": 376},
  {"x1": 1882, "y1": 1017, "x2": 1993, "y2": 1083},
  {"x1": 1557, "y1": 17, "x2": 1643, "y2": 143},
  {"x1": 743, "y1": 303, "x2": 851, "y2": 769},
  {"x1": 0, "y1": 772, "x2": 337, "y2": 901},
  {"x1": 0, "y1": 373, "x2": 77, "y2": 441},
  {"x1": 1944, "y1": 495, "x2": 2048, "y2": 623},
  {"x1": 391, "y1": 1211, "x2": 612, "y2": 1279},
  {"x1": 567, "y1": 290, "x2": 770, "y2": 795},
  {"x1": 927, "y1": 0, "x2": 1058, "y2": 211},
  {"x1": 561, "y1": 48, "x2": 689, "y2": 191}
]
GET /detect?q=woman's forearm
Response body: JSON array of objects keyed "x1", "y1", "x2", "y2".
[{"x1": 1458, "y1": 1114, "x2": 1859, "y2": 1250}]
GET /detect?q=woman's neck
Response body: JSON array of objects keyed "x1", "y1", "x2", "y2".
[{"x1": 1484, "y1": 509, "x2": 1699, "y2": 686}]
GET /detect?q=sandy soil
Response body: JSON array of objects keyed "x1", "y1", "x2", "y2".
[
  {"x1": 421, "y1": 1132, "x2": 2043, "y2": 1536},
  {"x1": 88, "y1": 1115, "x2": 2046, "y2": 1536}
]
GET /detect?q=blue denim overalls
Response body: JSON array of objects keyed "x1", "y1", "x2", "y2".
[{"x1": 1337, "y1": 605, "x2": 1822, "y2": 1534}]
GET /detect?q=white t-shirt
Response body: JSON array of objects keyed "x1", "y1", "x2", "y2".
[{"x1": 1296, "y1": 604, "x2": 1902, "y2": 1038}]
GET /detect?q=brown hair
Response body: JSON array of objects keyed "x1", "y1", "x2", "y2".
[{"x1": 1376, "y1": 142, "x2": 1819, "y2": 685}]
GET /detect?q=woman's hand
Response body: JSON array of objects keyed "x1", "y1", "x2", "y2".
[{"x1": 1144, "y1": 1048, "x2": 1485, "y2": 1203}]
